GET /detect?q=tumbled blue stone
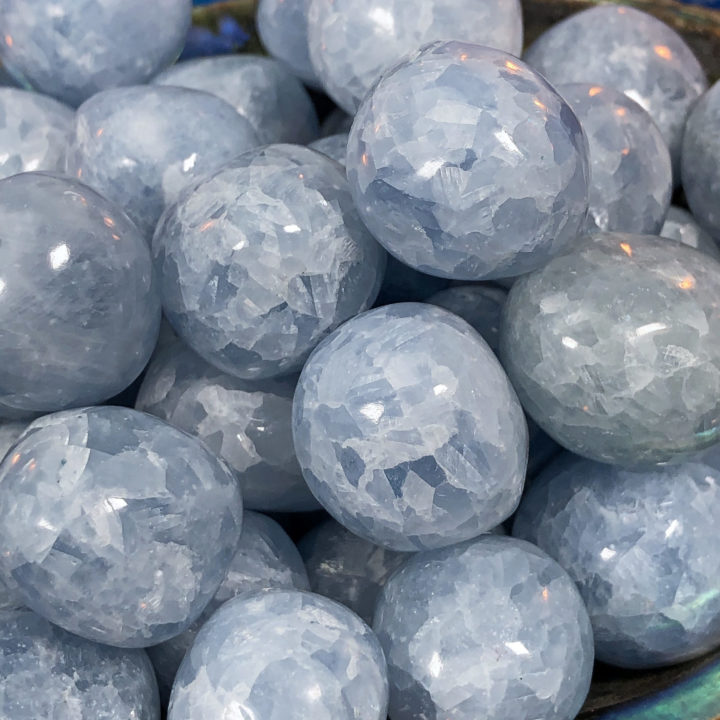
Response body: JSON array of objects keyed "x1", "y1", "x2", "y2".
[
  {"x1": 154, "y1": 144, "x2": 386, "y2": 380},
  {"x1": 661, "y1": 206, "x2": 720, "y2": 259},
  {"x1": 0, "y1": 406, "x2": 243, "y2": 647},
  {"x1": 500, "y1": 233, "x2": 720, "y2": 466},
  {"x1": 136, "y1": 338, "x2": 318, "y2": 512},
  {"x1": 168, "y1": 590, "x2": 389, "y2": 720},
  {"x1": 152, "y1": 55, "x2": 319, "y2": 145},
  {"x1": 66, "y1": 86, "x2": 259, "y2": 236},
  {"x1": 514, "y1": 454, "x2": 720, "y2": 668},
  {"x1": 375, "y1": 255, "x2": 450, "y2": 305},
  {"x1": 0, "y1": 0, "x2": 191, "y2": 107},
  {"x1": 347, "y1": 41, "x2": 589, "y2": 281},
  {"x1": 293, "y1": 303, "x2": 528, "y2": 551},
  {"x1": 0, "y1": 172, "x2": 160, "y2": 418},
  {"x1": 374, "y1": 535, "x2": 594, "y2": 720},
  {"x1": 321, "y1": 107, "x2": 353, "y2": 136},
  {"x1": 308, "y1": 132, "x2": 348, "y2": 167},
  {"x1": 0, "y1": 609, "x2": 160, "y2": 719},
  {"x1": 0, "y1": 420, "x2": 25, "y2": 462}
]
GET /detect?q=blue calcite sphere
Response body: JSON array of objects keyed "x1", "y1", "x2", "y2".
[
  {"x1": 307, "y1": 0, "x2": 523, "y2": 114},
  {"x1": 293, "y1": 303, "x2": 528, "y2": 551},
  {"x1": 347, "y1": 41, "x2": 590, "y2": 281},
  {"x1": 682, "y1": 81, "x2": 720, "y2": 237},
  {"x1": 376, "y1": 255, "x2": 450, "y2": 305},
  {"x1": 374, "y1": 535, "x2": 594, "y2": 720},
  {"x1": 154, "y1": 144, "x2": 386, "y2": 380},
  {"x1": 0, "y1": 609, "x2": 160, "y2": 719},
  {"x1": 0, "y1": 172, "x2": 159, "y2": 418},
  {"x1": 152, "y1": 55, "x2": 319, "y2": 145},
  {"x1": 0, "y1": 420, "x2": 25, "y2": 462},
  {"x1": 0, "y1": 0, "x2": 191, "y2": 107},
  {"x1": 0, "y1": 406, "x2": 243, "y2": 647},
  {"x1": 309, "y1": 132, "x2": 349, "y2": 167},
  {"x1": 168, "y1": 590, "x2": 389, "y2": 720},
  {"x1": 136, "y1": 339, "x2": 319, "y2": 512},
  {"x1": 661, "y1": 206, "x2": 720, "y2": 259},
  {"x1": 500, "y1": 233, "x2": 720, "y2": 466},
  {"x1": 524, "y1": 5, "x2": 707, "y2": 176},
  {"x1": 66, "y1": 86, "x2": 259, "y2": 236},
  {"x1": 0, "y1": 88, "x2": 74, "y2": 180},
  {"x1": 559, "y1": 83, "x2": 672, "y2": 234},
  {"x1": 514, "y1": 455, "x2": 720, "y2": 669}
]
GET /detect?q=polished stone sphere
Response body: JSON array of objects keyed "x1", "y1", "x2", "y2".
[
  {"x1": 661, "y1": 206, "x2": 720, "y2": 259},
  {"x1": 309, "y1": 133, "x2": 348, "y2": 167},
  {"x1": 0, "y1": 420, "x2": 25, "y2": 462}
]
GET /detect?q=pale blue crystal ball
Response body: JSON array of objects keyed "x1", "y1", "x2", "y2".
[
  {"x1": 0, "y1": 172, "x2": 160, "y2": 419},
  {"x1": 309, "y1": 133, "x2": 348, "y2": 167},
  {"x1": 347, "y1": 41, "x2": 590, "y2": 281},
  {"x1": 661, "y1": 206, "x2": 720, "y2": 259},
  {"x1": 168, "y1": 590, "x2": 389, "y2": 720},
  {"x1": 0, "y1": 420, "x2": 25, "y2": 462},
  {"x1": 374, "y1": 535, "x2": 594, "y2": 720},
  {"x1": 293, "y1": 303, "x2": 528, "y2": 551},
  {"x1": 0, "y1": 406, "x2": 243, "y2": 647},
  {"x1": 514, "y1": 454, "x2": 720, "y2": 668}
]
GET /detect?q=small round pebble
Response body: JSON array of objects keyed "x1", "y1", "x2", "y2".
[
  {"x1": 293, "y1": 303, "x2": 528, "y2": 551},
  {"x1": 67, "y1": 85, "x2": 259, "y2": 236},
  {"x1": 375, "y1": 255, "x2": 450, "y2": 305},
  {"x1": 308, "y1": 133, "x2": 349, "y2": 167},
  {"x1": 373, "y1": 535, "x2": 594, "y2": 720},
  {"x1": 500, "y1": 233, "x2": 720, "y2": 466},
  {"x1": 0, "y1": 609, "x2": 160, "y2": 719},
  {"x1": 347, "y1": 41, "x2": 589, "y2": 280},
  {"x1": 0, "y1": 406, "x2": 243, "y2": 647},
  {"x1": 168, "y1": 590, "x2": 389, "y2": 720},
  {"x1": 154, "y1": 144, "x2": 386, "y2": 380},
  {"x1": 0, "y1": 172, "x2": 160, "y2": 418},
  {"x1": 514, "y1": 454, "x2": 720, "y2": 668},
  {"x1": 661, "y1": 206, "x2": 720, "y2": 259},
  {"x1": 0, "y1": 0, "x2": 191, "y2": 107}
]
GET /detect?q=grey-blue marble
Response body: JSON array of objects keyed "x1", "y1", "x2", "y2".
[
  {"x1": 168, "y1": 590, "x2": 389, "y2": 720},
  {"x1": 374, "y1": 535, "x2": 594, "y2": 720},
  {"x1": 661, "y1": 206, "x2": 720, "y2": 259},
  {"x1": 500, "y1": 233, "x2": 720, "y2": 466},
  {"x1": 292, "y1": 303, "x2": 528, "y2": 551},
  {"x1": 154, "y1": 144, "x2": 386, "y2": 380},
  {"x1": 309, "y1": 133, "x2": 349, "y2": 167},
  {"x1": 152, "y1": 55, "x2": 319, "y2": 145},
  {"x1": 514, "y1": 454, "x2": 720, "y2": 668},
  {"x1": 0, "y1": 420, "x2": 25, "y2": 462},
  {"x1": 0, "y1": 172, "x2": 160, "y2": 418},
  {"x1": 375, "y1": 255, "x2": 450, "y2": 305},
  {"x1": 0, "y1": 0, "x2": 191, "y2": 107},
  {"x1": 136, "y1": 338, "x2": 319, "y2": 512},
  {"x1": 0, "y1": 609, "x2": 160, "y2": 719},
  {"x1": 0, "y1": 406, "x2": 243, "y2": 647},
  {"x1": 66, "y1": 86, "x2": 259, "y2": 236},
  {"x1": 347, "y1": 41, "x2": 590, "y2": 281}
]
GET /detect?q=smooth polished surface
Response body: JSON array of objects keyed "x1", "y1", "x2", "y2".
[
  {"x1": 0, "y1": 420, "x2": 25, "y2": 462},
  {"x1": 293, "y1": 303, "x2": 528, "y2": 551},
  {"x1": 168, "y1": 590, "x2": 389, "y2": 720},
  {"x1": 309, "y1": 133, "x2": 348, "y2": 167},
  {"x1": 347, "y1": 41, "x2": 589, "y2": 280},
  {"x1": 0, "y1": 406, "x2": 243, "y2": 647},
  {"x1": 661, "y1": 205, "x2": 720, "y2": 259},
  {"x1": 374, "y1": 535, "x2": 594, "y2": 720},
  {"x1": 0, "y1": 173, "x2": 159, "y2": 418}
]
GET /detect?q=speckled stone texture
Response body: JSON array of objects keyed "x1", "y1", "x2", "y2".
[
  {"x1": 136, "y1": 339, "x2": 318, "y2": 512},
  {"x1": 524, "y1": 5, "x2": 707, "y2": 177},
  {"x1": 0, "y1": 172, "x2": 159, "y2": 419},
  {"x1": 152, "y1": 55, "x2": 319, "y2": 145},
  {"x1": 154, "y1": 144, "x2": 386, "y2": 380},
  {"x1": 0, "y1": 0, "x2": 191, "y2": 107},
  {"x1": 168, "y1": 590, "x2": 389, "y2": 720},
  {"x1": 309, "y1": 133, "x2": 348, "y2": 167},
  {"x1": 307, "y1": 0, "x2": 523, "y2": 114},
  {"x1": 148, "y1": 511, "x2": 309, "y2": 702},
  {"x1": 293, "y1": 303, "x2": 528, "y2": 551},
  {"x1": 67, "y1": 86, "x2": 259, "y2": 236},
  {"x1": 0, "y1": 574, "x2": 23, "y2": 610},
  {"x1": 500, "y1": 233, "x2": 720, "y2": 466},
  {"x1": 375, "y1": 255, "x2": 450, "y2": 305},
  {"x1": 661, "y1": 206, "x2": 720, "y2": 259},
  {"x1": 559, "y1": 83, "x2": 672, "y2": 234},
  {"x1": 682, "y1": 81, "x2": 720, "y2": 237},
  {"x1": 514, "y1": 454, "x2": 720, "y2": 668},
  {"x1": 0, "y1": 406, "x2": 243, "y2": 647},
  {"x1": 0, "y1": 88, "x2": 74, "y2": 180},
  {"x1": 347, "y1": 41, "x2": 589, "y2": 281},
  {"x1": 0, "y1": 609, "x2": 160, "y2": 719},
  {"x1": 374, "y1": 535, "x2": 594, "y2": 720}
]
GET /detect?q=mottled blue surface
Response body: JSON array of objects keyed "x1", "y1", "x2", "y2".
[
  {"x1": 0, "y1": 173, "x2": 160, "y2": 419},
  {"x1": 661, "y1": 206, "x2": 720, "y2": 259},
  {"x1": 293, "y1": 303, "x2": 528, "y2": 551},
  {"x1": 0, "y1": 420, "x2": 25, "y2": 463},
  {"x1": 0, "y1": 406, "x2": 243, "y2": 647},
  {"x1": 309, "y1": 133, "x2": 348, "y2": 167}
]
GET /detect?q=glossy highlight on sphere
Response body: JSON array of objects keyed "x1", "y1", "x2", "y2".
[
  {"x1": 661, "y1": 206, "x2": 720, "y2": 259},
  {"x1": 500, "y1": 233, "x2": 720, "y2": 466},
  {"x1": 347, "y1": 41, "x2": 589, "y2": 280},
  {"x1": 0, "y1": 172, "x2": 160, "y2": 418},
  {"x1": 293, "y1": 303, "x2": 528, "y2": 551},
  {"x1": 0, "y1": 406, "x2": 243, "y2": 647}
]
